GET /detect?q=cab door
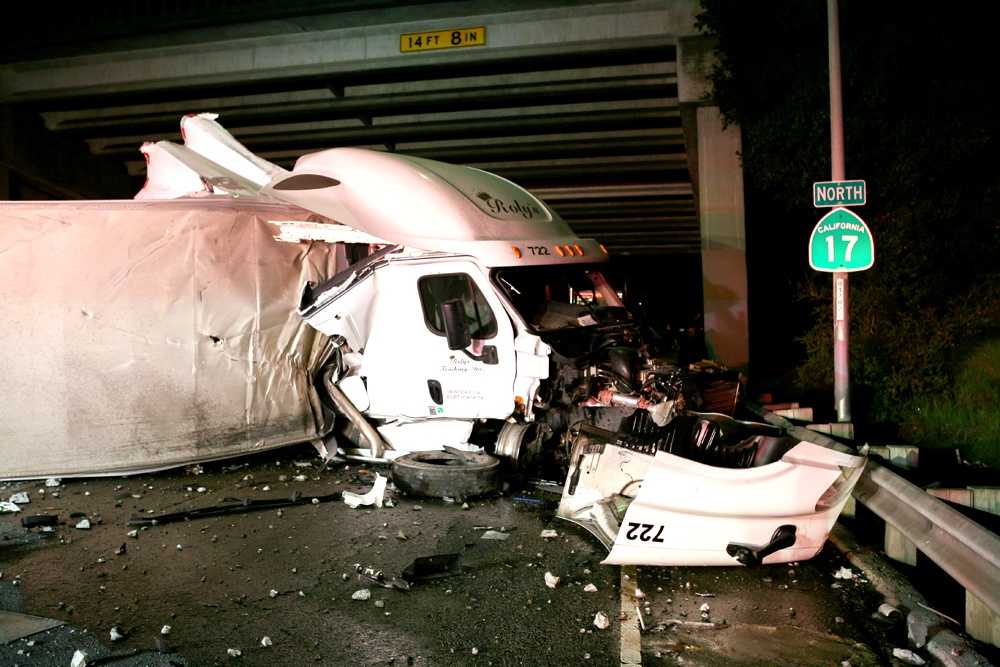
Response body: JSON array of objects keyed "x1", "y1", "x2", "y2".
[{"x1": 362, "y1": 259, "x2": 515, "y2": 420}]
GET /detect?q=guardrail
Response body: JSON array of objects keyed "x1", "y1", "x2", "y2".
[{"x1": 751, "y1": 406, "x2": 1000, "y2": 645}]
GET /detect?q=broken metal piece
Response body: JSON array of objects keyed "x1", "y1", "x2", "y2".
[
  {"x1": 399, "y1": 553, "x2": 461, "y2": 584},
  {"x1": 726, "y1": 525, "x2": 797, "y2": 566},
  {"x1": 128, "y1": 492, "x2": 342, "y2": 527},
  {"x1": 342, "y1": 473, "x2": 387, "y2": 509},
  {"x1": 20, "y1": 514, "x2": 58, "y2": 528}
]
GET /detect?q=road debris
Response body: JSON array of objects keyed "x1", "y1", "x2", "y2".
[
  {"x1": 636, "y1": 606, "x2": 646, "y2": 631},
  {"x1": 695, "y1": 592, "x2": 716, "y2": 598},
  {"x1": 657, "y1": 619, "x2": 729, "y2": 630},
  {"x1": 71, "y1": 649, "x2": 90, "y2": 667},
  {"x1": 261, "y1": 636, "x2": 273, "y2": 647},
  {"x1": 161, "y1": 624, "x2": 172, "y2": 635},
  {"x1": 833, "y1": 567, "x2": 855, "y2": 580},
  {"x1": 916, "y1": 602, "x2": 960, "y2": 625},
  {"x1": 269, "y1": 589, "x2": 279, "y2": 598},
  {"x1": 544, "y1": 572, "x2": 560, "y2": 588},
  {"x1": 110, "y1": 626, "x2": 125, "y2": 641},
  {"x1": 45, "y1": 478, "x2": 61, "y2": 487},
  {"x1": 584, "y1": 583, "x2": 598, "y2": 593},
  {"x1": 635, "y1": 588, "x2": 646, "y2": 599},
  {"x1": 9, "y1": 491, "x2": 29, "y2": 504},
  {"x1": 21, "y1": 514, "x2": 58, "y2": 528},
  {"x1": 128, "y1": 491, "x2": 342, "y2": 526},
  {"x1": 540, "y1": 529, "x2": 559, "y2": 539},
  {"x1": 878, "y1": 603, "x2": 900, "y2": 618},
  {"x1": 0, "y1": 501, "x2": 21, "y2": 513},
  {"x1": 75, "y1": 518, "x2": 91, "y2": 530},
  {"x1": 227, "y1": 648, "x2": 242, "y2": 657},
  {"x1": 593, "y1": 612, "x2": 610, "y2": 630},
  {"x1": 480, "y1": 530, "x2": 510, "y2": 540},
  {"x1": 343, "y1": 473, "x2": 387, "y2": 509},
  {"x1": 892, "y1": 647, "x2": 926, "y2": 665},
  {"x1": 352, "y1": 589, "x2": 372, "y2": 601}
]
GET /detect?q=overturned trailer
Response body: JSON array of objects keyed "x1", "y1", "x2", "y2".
[
  {"x1": 0, "y1": 198, "x2": 341, "y2": 478},
  {"x1": 0, "y1": 114, "x2": 864, "y2": 566}
]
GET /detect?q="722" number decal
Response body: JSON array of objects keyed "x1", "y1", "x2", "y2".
[{"x1": 625, "y1": 521, "x2": 666, "y2": 543}]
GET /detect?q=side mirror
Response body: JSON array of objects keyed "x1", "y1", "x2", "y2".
[{"x1": 441, "y1": 300, "x2": 471, "y2": 351}]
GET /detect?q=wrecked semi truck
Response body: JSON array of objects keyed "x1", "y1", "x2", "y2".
[{"x1": 0, "y1": 114, "x2": 864, "y2": 566}]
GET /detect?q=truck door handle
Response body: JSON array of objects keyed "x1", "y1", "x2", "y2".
[{"x1": 427, "y1": 379, "x2": 443, "y2": 405}]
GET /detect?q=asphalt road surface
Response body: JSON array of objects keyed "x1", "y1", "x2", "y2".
[{"x1": 2, "y1": 445, "x2": 899, "y2": 666}]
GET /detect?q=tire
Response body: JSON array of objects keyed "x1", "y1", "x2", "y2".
[{"x1": 391, "y1": 450, "x2": 500, "y2": 500}]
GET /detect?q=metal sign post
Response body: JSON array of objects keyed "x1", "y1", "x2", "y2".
[{"x1": 828, "y1": 0, "x2": 850, "y2": 423}]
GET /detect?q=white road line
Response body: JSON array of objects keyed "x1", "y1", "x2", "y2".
[{"x1": 619, "y1": 565, "x2": 642, "y2": 665}]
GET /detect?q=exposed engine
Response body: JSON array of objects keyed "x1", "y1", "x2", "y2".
[{"x1": 505, "y1": 319, "x2": 744, "y2": 473}]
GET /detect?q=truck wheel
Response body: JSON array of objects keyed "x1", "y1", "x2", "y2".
[{"x1": 391, "y1": 451, "x2": 500, "y2": 500}]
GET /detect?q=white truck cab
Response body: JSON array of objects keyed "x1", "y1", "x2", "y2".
[{"x1": 254, "y1": 143, "x2": 627, "y2": 458}]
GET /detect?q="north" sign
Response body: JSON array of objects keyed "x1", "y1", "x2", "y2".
[{"x1": 813, "y1": 180, "x2": 866, "y2": 207}]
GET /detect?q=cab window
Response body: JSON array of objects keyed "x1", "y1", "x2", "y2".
[{"x1": 418, "y1": 273, "x2": 498, "y2": 340}]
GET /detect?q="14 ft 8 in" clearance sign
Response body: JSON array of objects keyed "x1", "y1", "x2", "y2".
[{"x1": 808, "y1": 207, "x2": 875, "y2": 272}]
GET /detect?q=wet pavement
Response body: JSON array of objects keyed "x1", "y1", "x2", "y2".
[{"x1": 2, "y1": 445, "x2": 901, "y2": 665}]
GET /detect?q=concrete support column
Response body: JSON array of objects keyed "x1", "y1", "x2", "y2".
[
  {"x1": 678, "y1": 34, "x2": 750, "y2": 368},
  {"x1": 696, "y1": 105, "x2": 749, "y2": 368}
]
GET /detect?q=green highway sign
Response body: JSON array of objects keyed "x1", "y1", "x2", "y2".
[
  {"x1": 814, "y1": 179, "x2": 866, "y2": 207},
  {"x1": 809, "y1": 207, "x2": 874, "y2": 272}
]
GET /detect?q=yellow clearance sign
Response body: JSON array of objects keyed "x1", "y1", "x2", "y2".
[{"x1": 400, "y1": 27, "x2": 486, "y2": 53}]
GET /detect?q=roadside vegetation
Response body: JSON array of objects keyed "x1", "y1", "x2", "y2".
[{"x1": 697, "y1": 1, "x2": 1000, "y2": 464}]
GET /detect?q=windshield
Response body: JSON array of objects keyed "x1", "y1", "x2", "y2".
[{"x1": 492, "y1": 265, "x2": 629, "y2": 331}]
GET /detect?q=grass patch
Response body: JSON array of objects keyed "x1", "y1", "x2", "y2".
[{"x1": 903, "y1": 338, "x2": 1000, "y2": 467}]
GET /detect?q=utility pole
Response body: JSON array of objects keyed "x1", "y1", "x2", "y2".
[{"x1": 827, "y1": 0, "x2": 850, "y2": 423}]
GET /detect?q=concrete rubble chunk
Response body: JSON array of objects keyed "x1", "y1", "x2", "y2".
[
  {"x1": 161, "y1": 624, "x2": 172, "y2": 635},
  {"x1": 0, "y1": 501, "x2": 20, "y2": 513},
  {"x1": 9, "y1": 492, "x2": 30, "y2": 505},
  {"x1": 926, "y1": 628, "x2": 988, "y2": 667},
  {"x1": 544, "y1": 572, "x2": 560, "y2": 589},
  {"x1": 261, "y1": 636, "x2": 273, "y2": 647},
  {"x1": 227, "y1": 648, "x2": 242, "y2": 657},
  {"x1": 480, "y1": 530, "x2": 510, "y2": 540},
  {"x1": 593, "y1": 611, "x2": 610, "y2": 630},
  {"x1": 833, "y1": 567, "x2": 854, "y2": 580},
  {"x1": 584, "y1": 583, "x2": 598, "y2": 593},
  {"x1": 109, "y1": 626, "x2": 125, "y2": 642},
  {"x1": 75, "y1": 518, "x2": 91, "y2": 530},
  {"x1": 906, "y1": 609, "x2": 940, "y2": 649},
  {"x1": 45, "y1": 478, "x2": 61, "y2": 487},
  {"x1": 70, "y1": 649, "x2": 89, "y2": 667},
  {"x1": 892, "y1": 648, "x2": 926, "y2": 665},
  {"x1": 352, "y1": 589, "x2": 372, "y2": 601},
  {"x1": 540, "y1": 529, "x2": 558, "y2": 539}
]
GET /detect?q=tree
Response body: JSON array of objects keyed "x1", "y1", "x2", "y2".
[{"x1": 697, "y1": 0, "x2": 1000, "y2": 425}]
